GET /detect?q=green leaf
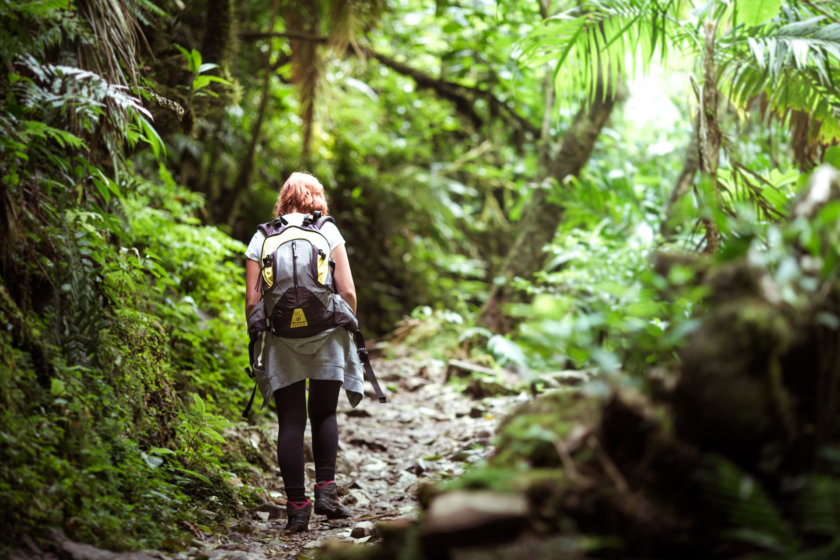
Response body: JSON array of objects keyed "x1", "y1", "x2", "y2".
[
  {"x1": 174, "y1": 44, "x2": 190, "y2": 64},
  {"x1": 93, "y1": 177, "x2": 110, "y2": 204},
  {"x1": 106, "y1": 178, "x2": 122, "y2": 199},
  {"x1": 148, "y1": 447, "x2": 177, "y2": 456},
  {"x1": 824, "y1": 146, "x2": 840, "y2": 170},
  {"x1": 142, "y1": 452, "x2": 164, "y2": 469},
  {"x1": 175, "y1": 44, "x2": 201, "y2": 73},
  {"x1": 188, "y1": 49, "x2": 202, "y2": 74},
  {"x1": 50, "y1": 378, "x2": 66, "y2": 396},
  {"x1": 200, "y1": 428, "x2": 226, "y2": 445},
  {"x1": 738, "y1": 0, "x2": 782, "y2": 27},
  {"x1": 134, "y1": 115, "x2": 165, "y2": 159},
  {"x1": 192, "y1": 75, "x2": 231, "y2": 91},
  {"x1": 176, "y1": 468, "x2": 211, "y2": 485},
  {"x1": 487, "y1": 335, "x2": 528, "y2": 368}
]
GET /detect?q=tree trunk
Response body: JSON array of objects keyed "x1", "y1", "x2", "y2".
[
  {"x1": 215, "y1": 0, "x2": 280, "y2": 226},
  {"x1": 479, "y1": 84, "x2": 619, "y2": 332},
  {"x1": 202, "y1": 0, "x2": 235, "y2": 67},
  {"x1": 698, "y1": 21, "x2": 721, "y2": 253},
  {"x1": 661, "y1": 116, "x2": 699, "y2": 237},
  {"x1": 287, "y1": 2, "x2": 321, "y2": 164}
]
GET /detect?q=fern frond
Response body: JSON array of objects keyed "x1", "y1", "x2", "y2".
[
  {"x1": 698, "y1": 457, "x2": 800, "y2": 555},
  {"x1": 795, "y1": 475, "x2": 840, "y2": 539},
  {"x1": 16, "y1": 55, "x2": 151, "y2": 139}
]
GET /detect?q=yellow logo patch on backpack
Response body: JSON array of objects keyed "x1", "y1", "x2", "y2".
[{"x1": 290, "y1": 308, "x2": 308, "y2": 328}]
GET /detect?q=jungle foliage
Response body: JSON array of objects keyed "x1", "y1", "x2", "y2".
[
  {"x1": 0, "y1": 0, "x2": 255, "y2": 549},
  {"x1": 3, "y1": 0, "x2": 840, "y2": 556}
]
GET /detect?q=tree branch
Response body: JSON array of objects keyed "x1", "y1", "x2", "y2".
[
  {"x1": 362, "y1": 48, "x2": 540, "y2": 137},
  {"x1": 361, "y1": 48, "x2": 484, "y2": 129},
  {"x1": 239, "y1": 29, "x2": 540, "y2": 137},
  {"x1": 801, "y1": 0, "x2": 840, "y2": 24},
  {"x1": 239, "y1": 30, "x2": 327, "y2": 43}
]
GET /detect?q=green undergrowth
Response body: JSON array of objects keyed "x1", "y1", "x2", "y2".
[{"x1": 0, "y1": 170, "x2": 264, "y2": 551}]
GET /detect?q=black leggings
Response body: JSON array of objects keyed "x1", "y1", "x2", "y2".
[{"x1": 274, "y1": 379, "x2": 341, "y2": 504}]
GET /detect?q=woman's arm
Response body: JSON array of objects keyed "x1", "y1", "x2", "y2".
[
  {"x1": 331, "y1": 244, "x2": 357, "y2": 314},
  {"x1": 245, "y1": 258, "x2": 261, "y2": 318}
]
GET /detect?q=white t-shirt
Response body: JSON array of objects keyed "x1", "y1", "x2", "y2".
[{"x1": 244, "y1": 212, "x2": 345, "y2": 262}]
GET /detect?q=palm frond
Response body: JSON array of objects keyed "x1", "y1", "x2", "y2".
[
  {"x1": 517, "y1": 0, "x2": 690, "y2": 104},
  {"x1": 722, "y1": 17, "x2": 840, "y2": 89},
  {"x1": 718, "y1": 8, "x2": 840, "y2": 151}
]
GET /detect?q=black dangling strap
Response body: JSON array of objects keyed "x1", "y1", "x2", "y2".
[
  {"x1": 242, "y1": 367, "x2": 257, "y2": 418},
  {"x1": 353, "y1": 330, "x2": 387, "y2": 403}
]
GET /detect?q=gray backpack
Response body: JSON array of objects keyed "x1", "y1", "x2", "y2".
[
  {"x1": 257, "y1": 212, "x2": 357, "y2": 337},
  {"x1": 243, "y1": 212, "x2": 385, "y2": 416}
]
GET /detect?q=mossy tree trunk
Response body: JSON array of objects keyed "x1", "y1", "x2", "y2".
[
  {"x1": 479, "y1": 82, "x2": 619, "y2": 333},
  {"x1": 698, "y1": 21, "x2": 722, "y2": 254},
  {"x1": 202, "y1": 0, "x2": 235, "y2": 69},
  {"x1": 286, "y1": 1, "x2": 321, "y2": 164},
  {"x1": 216, "y1": 0, "x2": 280, "y2": 227},
  {"x1": 661, "y1": 115, "x2": 699, "y2": 237}
]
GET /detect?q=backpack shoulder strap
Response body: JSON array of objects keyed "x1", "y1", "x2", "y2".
[
  {"x1": 312, "y1": 214, "x2": 336, "y2": 231},
  {"x1": 257, "y1": 216, "x2": 288, "y2": 237},
  {"x1": 301, "y1": 210, "x2": 335, "y2": 231}
]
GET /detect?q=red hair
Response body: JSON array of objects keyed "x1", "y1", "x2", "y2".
[{"x1": 273, "y1": 172, "x2": 330, "y2": 218}]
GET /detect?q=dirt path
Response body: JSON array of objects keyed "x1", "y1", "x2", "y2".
[{"x1": 177, "y1": 355, "x2": 526, "y2": 560}]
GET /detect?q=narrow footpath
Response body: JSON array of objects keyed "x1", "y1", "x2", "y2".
[{"x1": 186, "y1": 354, "x2": 526, "y2": 559}]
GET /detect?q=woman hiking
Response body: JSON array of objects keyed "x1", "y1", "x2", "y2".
[{"x1": 244, "y1": 172, "x2": 362, "y2": 532}]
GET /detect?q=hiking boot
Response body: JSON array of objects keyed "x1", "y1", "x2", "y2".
[
  {"x1": 285, "y1": 500, "x2": 312, "y2": 532},
  {"x1": 314, "y1": 481, "x2": 352, "y2": 519}
]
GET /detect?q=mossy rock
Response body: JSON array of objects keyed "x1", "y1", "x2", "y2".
[
  {"x1": 672, "y1": 295, "x2": 799, "y2": 467},
  {"x1": 493, "y1": 391, "x2": 602, "y2": 469},
  {"x1": 463, "y1": 378, "x2": 522, "y2": 399}
]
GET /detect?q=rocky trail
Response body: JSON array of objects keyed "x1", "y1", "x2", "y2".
[
  {"x1": 227, "y1": 355, "x2": 526, "y2": 559},
  {"x1": 17, "y1": 355, "x2": 530, "y2": 560}
]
